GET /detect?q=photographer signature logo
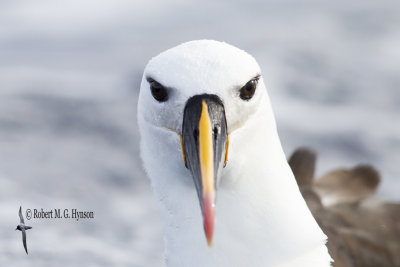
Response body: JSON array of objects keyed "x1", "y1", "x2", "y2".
[
  {"x1": 15, "y1": 206, "x2": 32, "y2": 254},
  {"x1": 14, "y1": 206, "x2": 94, "y2": 254}
]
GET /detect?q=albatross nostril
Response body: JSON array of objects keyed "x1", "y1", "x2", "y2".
[
  {"x1": 213, "y1": 126, "x2": 219, "y2": 141},
  {"x1": 193, "y1": 128, "x2": 199, "y2": 143}
]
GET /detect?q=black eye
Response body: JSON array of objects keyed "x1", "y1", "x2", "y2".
[
  {"x1": 239, "y1": 77, "x2": 259, "y2": 100},
  {"x1": 148, "y1": 78, "x2": 168, "y2": 102}
]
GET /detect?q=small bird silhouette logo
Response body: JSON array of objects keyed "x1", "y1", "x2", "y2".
[{"x1": 15, "y1": 206, "x2": 32, "y2": 254}]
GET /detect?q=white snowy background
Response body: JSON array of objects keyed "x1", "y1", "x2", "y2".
[{"x1": 0, "y1": 0, "x2": 399, "y2": 266}]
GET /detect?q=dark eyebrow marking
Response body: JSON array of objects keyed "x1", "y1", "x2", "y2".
[{"x1": 146, "y1": 76, "x2": 156, "y2": 83}]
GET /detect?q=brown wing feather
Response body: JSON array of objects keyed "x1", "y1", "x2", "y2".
[
  {"x1": 289, "y1": 148, "x2": 400, "y2": 267},
  {"x1": 314, "y1": 166, "x2": 380, "y2": 206},
  {"x1": 288, "y1": 147, "x2": 316, "y2": 187}
]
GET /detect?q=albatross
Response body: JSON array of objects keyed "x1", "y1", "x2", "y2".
[
  {"x1": 15, "y1": 206, "x2": 32, "y2": 254},
  {"x1": 138, "y1": 40, "x2": 332, "y2": 266}
]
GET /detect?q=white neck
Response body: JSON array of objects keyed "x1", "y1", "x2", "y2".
[{"x1": 139, "y1": 94, "x2": 331, "y2": 267}]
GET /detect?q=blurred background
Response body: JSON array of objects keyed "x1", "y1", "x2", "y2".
[{"x1": 0, "y1": 0, "x2": 399, "y2": 266}]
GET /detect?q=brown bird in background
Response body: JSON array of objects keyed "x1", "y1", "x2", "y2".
[{"x1": 289, "y1": 148, "x2": 400, "y2": 267}]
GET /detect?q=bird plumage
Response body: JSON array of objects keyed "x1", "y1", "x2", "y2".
[
  {"x1": 289, "y1": 148, "x2": 400, "y2": 267},
  {"x1": 138, "y1": 40, "x2": 332, "y2": 266}
]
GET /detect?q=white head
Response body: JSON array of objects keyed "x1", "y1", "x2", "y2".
[
  {"x1": 138, "y1": 40, "x2": 267, "y2": 135},
  {"x1": 138, "y1": 39, "x2": 272, "y2": 242},
  {"x1": 137, "y1": 40, "x2": 328, "y2": 265}
]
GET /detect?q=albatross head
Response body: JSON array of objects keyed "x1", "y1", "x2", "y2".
[
  {"x1": 138, "y1": 40, "x2": 266, "y2": 246},
  {"x1": 137, "y1": 40, "x2": 330, "y2": 266}
]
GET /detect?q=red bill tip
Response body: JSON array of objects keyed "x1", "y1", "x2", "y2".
[{"x1": 203, "y1": 192, "x2": 215, "y2": 247}]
